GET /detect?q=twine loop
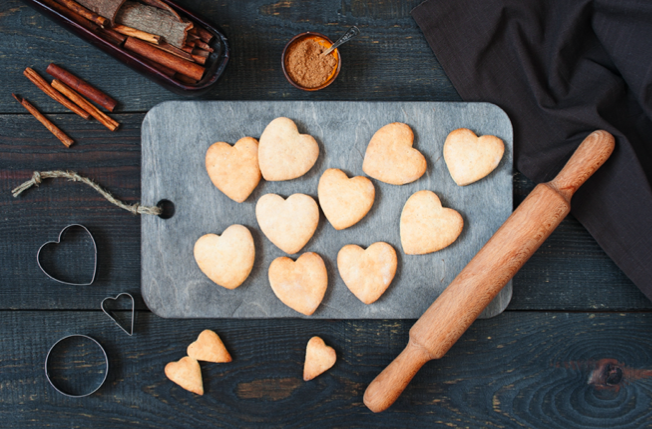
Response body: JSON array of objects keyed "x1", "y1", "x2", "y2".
[{"x1": 12, "y1": 170, "x2": 162, "y2": 216}]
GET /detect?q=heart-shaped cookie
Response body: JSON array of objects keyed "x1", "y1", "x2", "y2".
[
  {"x1": 443, "y1": 128, "x2": 504, "y2": 186},
  {"x1": 268, "y1": 252, "x2": 327, "y2": 316},
  {"x1": 187, "y1": 329, "x2": 232, "y2": 363},
  {"x1": 400, "y1": 190, "x2": 463, "y2": 255},
  {"x1": 205, "y1": 137, "x2": 261, "y2": 203},
  {"x1": 256, "y1": 193, "x2": 319, "y2": 254},
  {"x1": 303, "y1": 336, "x2": 336, "y2": 381},
  {"x1": 164, "y1": 356, "x2": 204, "y2": 395},
  {"x1": 258, "y1": 117, "x2": 320, "y2": 181},
  {"x1": 362, "y1": 122, "x2": 427, "y2": 185},
  {"x1": 194, "y1": 224, "x2": 255, "y2": 289},
  {"x1": 337, "y1": 242, "x2": 397, "y2": 304},
  {"x1": 318, "y1": 168, "x2": 375, "y2": 230}
]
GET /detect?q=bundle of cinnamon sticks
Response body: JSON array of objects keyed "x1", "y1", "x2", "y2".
[
  {"x1": 15, "y1": 65, "x2": 119, "y2": 147},
  {"x1": 41, "y1": 0, "x2": 214, "y2": 84}
]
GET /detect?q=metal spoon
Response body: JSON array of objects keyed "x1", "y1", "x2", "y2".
[{"x1": 321, "y1": 26, "x2": 360, "y2": 56}]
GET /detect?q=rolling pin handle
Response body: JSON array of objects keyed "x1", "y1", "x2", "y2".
[
  {"x1": 550, "y1": 130, "x2": 615, "y2": 201},
  {"x1": 363, "y1": 341, "x2": 432, "y2": 413}
]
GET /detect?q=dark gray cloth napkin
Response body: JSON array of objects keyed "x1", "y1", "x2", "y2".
[{"x1": 412, "y1": 0, "x2": 652, "y2": 300}]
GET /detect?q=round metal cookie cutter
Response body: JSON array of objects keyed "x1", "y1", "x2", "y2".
[{"x1": 44, "y1": 334, "x2": 109, "y2": 398}]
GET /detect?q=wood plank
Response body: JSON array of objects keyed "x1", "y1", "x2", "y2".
[
  {"x1": 0, "y1": 0, "x2": 459, "y2": 115},
  {"x1": 0, "y1": 113, "x2": 647, "y2": 311},
  {"x1": 3, "y1": 310, "x2": 652, "y2": 427},
  {"x1": 0, "y1": 113, "x2": 143, "y2": 310}
]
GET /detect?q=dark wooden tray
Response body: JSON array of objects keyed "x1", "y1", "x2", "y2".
[{"x1": 22, "y1": 0, "x2": 229, "y2": 96}]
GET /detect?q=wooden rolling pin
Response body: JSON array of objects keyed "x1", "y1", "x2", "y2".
[{"x1": 363, "y1": 130, "x2": 615, "y2": 413}]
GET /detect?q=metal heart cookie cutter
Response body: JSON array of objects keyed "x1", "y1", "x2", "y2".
[
  {"x1": 101, "y1": 293, "x2": 135, "y2": 336},
  {"x1": 37, "y1": 224, "x2": 97, "y2": 286}
]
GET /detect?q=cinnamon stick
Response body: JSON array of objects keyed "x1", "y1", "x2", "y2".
[
  {"x1": 140, "y1": 56, "x2": 176, "y2": 77},
  {"x1": 75, "y1": 0, "x2": 126, "y2": 24},
  {"x1": 124, "y1": 37, "x2": 205, "y2": 81},
  {"x1": 193, "y1": 40, "x2": 213, "y2": 52},
  {"x1": 23, "y1": 67, "x2": 90, "y2": 120},
  {"x1": 195, "y1": 26, "x2": 214, "y2": 44},
  {"x1": 38, "y1": 0, "x2": 125, "y2": 45},
  {"x1": 191, "y1": 55, "x2": 206, "y2": 65},
  {"x1": 149, "y1": 41, "x2": 195, "y2": 62},
  {"x1": 174, "y1": 74, "x2": 197, "y2": 85},
  {"x1": 46, "y1": 64, "x2": 118, "y2": 112},
  {"x1": 112, "y1": 24, "x2": 161, "y2": 44},
  {"x1": 12, "y1": 94, "x2": 74, "y2": 147},
  {"x1": 51, "y1": 80, "x2": 120, "y2": 131},
  {"x1": 116, "y1": 1, "x2": 192, "y2": 49},
  {"x1": 53, "y1": 0, "x2": 108, "y2": 27}
]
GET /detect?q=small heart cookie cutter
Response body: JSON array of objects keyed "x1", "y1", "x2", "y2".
[
  {"x1": 101, "y1": 293, "x2": 135, "y2": 336},
  {"x1": 37, "y1": 224, "x2": 97, "y2": 286}
]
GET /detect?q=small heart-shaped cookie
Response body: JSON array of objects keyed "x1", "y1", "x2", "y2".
[
  {"x1": 258, "y1": 117, "x2": 320, "y2": 181},
  {"x1": 400, "y1": 190, "x2": 463, "y2": 255},
  {"x1": 187, "y1": 329, "x2": 232, "y2": 363},
  {"x1": 362, "y1": 122, "x2": 427, "y2": 185},
  {"x1": 268, "y1": 252, "x2": 327, "y2": 316},
  {"x1": 194, "y1": 225, "x2": 255, "y2": 289},
  {"x1": 164, "y1": 356, "x2": 203, "y2": 395},
  {"x1": 337, "y1": 242, "x2": 397, "y2": 304},
  {"x1": 303, "y1": 336, "x2": 336, "y2": 381},
  {"x1": 443, "y1": 128, "x2": 504, "y2": 186},
  {"x1": 256, "y1": 193, "x2": 319, "y2": 254},
  {"x1": 205, "y1": 137, "x2": 261, "y2": 203},
  {"x1": 318, "y1": 168, "x2": 375, "y2": 230}
]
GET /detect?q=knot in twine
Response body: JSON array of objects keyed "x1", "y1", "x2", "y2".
[{"x1": 12, "y1": 170, "x2": 162, "y2": 216}]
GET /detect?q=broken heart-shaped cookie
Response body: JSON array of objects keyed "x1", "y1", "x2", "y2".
[
  {"x1": 443, "y1": 128, "x2": 504, "y2": 186},
  {"x1": 164, "y1": 356, "x2": 204, "y2": 395},
  {"x1": 256, "y1": 193, "x2": 320, "y2": 254},
  {"x1": 337, "y1": 242, "x2": 397, "y2": 304},
  {"x1": 258, "y1": 117, "x2": 320, "y2": 181},
  {"x1": 194, "y1": 224, "x2": 255, "y2": 289},
  {"x1": 303, "y1": 336, "x2": 336, "y2": 381},
  {"x1": 187, "y1": 329, "x2": 232, "y2": 363},
  {"x1": 362, "y1": 122, "x2": 427, "y2": 185},
  {"x1": 268, "y1": 252, "x2": 327, "y2": 316},
  {"x1": 205, "y1": 137, "x2": 261, "y2": 203},
  {"x1": 318, "y1": 168, "x2": 375, "y2": 230},
  {"x1": 400, "y1": 190, "x2": 463, "y2": 255}
]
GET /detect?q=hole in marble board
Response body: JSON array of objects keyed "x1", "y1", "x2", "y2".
[{"x1": 157, "y1": 199, "x2": 175, "y2": 219}]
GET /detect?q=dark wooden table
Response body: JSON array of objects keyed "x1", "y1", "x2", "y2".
[{"x1": 2, "y1": 1, "x2": 652, "y2": 427}]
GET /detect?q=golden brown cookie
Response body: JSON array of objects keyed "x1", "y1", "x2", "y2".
[
  {"x1": 205, "y1": 137, "x2": 261, "y2": 203},
  {"x1": 164, "y1": 356, "x2": 203, "y2": 395},
  {"x1": 256, "y1": 193, "x2": 320, "y2": 254},
  {"x1": 362, "y1": 122, "x2": 427, "y2": 185},
  {"x1": 337, "y1": 242, "x2": 397, "y2": 304},
  {"x1": 443, "y1": 128, "x2": 504, "y2": 186},
  {"x1": 303, "y1": 336, "x2": 336, "y2": 381},
  {"x1": 317, "y1": 168, "x2": 375, "y2": 230},
  {"x1": 268, "y1": 252, "x2": 328, "y2": 316},
  {"x1": 187, "y1": 330, "x2": 232, "y2": 363},
  {"x1": 193, "y1": 225, "x2": 255, "y2": 289},
  {"x1": 258, "y1": 117, "x2": 320, "y2": 181},
  {"x1": 400, "y1": 190, "x2": 463, "y2": 255}
]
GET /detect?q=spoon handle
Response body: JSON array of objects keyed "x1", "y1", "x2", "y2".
[{"x1": 322, "y1": 26, "x2": 360, "y2": 56}]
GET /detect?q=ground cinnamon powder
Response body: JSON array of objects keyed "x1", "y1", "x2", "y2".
[{"x1": 285, "y1": 38, "x2": 337, "y2": 88}]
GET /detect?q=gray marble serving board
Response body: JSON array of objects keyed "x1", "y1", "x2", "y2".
[{"x1": 141, "y1": 101, "x2": 513, "y2": 319}]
